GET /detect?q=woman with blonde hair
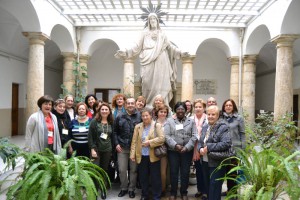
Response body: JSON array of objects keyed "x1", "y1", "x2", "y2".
[{"x1": 190, "y1": 98, "x2": 208, "y2": 199}]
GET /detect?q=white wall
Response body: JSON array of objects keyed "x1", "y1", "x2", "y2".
[
  {"x1": 255, "y1": 73, "x2": 275, "y2": 112},
  {"x1": 294, "y1": 65, "x2": 300, "y2": 89},
  {"x1": 193, "y1": 44, "x2": 231, "y2": 105},
  {"x1": 44, "y1": 68, "x2": 63, "y2": 99},
  {"x1": 0, "y1": 55, "x2": 27, "y2": 109}
]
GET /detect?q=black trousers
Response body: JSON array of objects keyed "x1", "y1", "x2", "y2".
[{"x1": 139, "y1": 156, "x2": 162, "y2": 200}]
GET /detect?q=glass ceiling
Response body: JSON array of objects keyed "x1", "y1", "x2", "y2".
[{"x1": 48, "y1": 0, "x2": 275, "y2": 28}]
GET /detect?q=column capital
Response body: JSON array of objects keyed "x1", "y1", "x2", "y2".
[
  {"x1": 243, "y1": 54, "x2": 258, "y2": 64},
  {"x1": 227, "y1": 56, "x2": 239, "y2": 65},
  {"x1": 62, "y1": 52, "x2": 76, "y2": 62},
  {"x1": 79, "y1": 54, "x2": 90, "y2": 63},
  {"x1": 271, "y1": 34, "x2": 300, "y2": 48},
  {"x1": 181, "y1": 55, "x2": 196, "y2": 64},
  {"x1": 22, "y1": 32, "x2": 49, "y2": 45}
]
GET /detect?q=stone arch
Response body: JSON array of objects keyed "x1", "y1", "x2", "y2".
[
  {"x1": 50, "y1": 24, "x2": 75, "y2": 53},
  {"x1": 0, "y1": 1, "x2": 40, "y2": 31},
  {"x1": 193, "y1": 38, "x2": 231, "y2": 104},
  {"x1": 87, "y1": 39, "x2": 126, "y2": 94},
  {"x1": 244, "y1": 25, "x2": 271, "y2": 55},
  {"x1": 281, "y1": 0, "x2": 300, "y2": 34},
  {"x1": 198, "y1": 38, "x2": 231, "y2": 58}
]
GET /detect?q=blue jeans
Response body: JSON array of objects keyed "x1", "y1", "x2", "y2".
[
  {"x1": 168, "y1": 150, "x2": 193, "y2": 196},
  {"x1": 195, "y1": 160, "x2": 206, "y2": 194}
]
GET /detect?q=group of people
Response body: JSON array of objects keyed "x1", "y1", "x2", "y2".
[{"x1": 25, "y1": 93, "x2": 245, "y2": 200}]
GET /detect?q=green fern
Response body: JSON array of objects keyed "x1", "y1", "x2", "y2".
[
  {"x1": 222, "y1": 149, "x2": 300, "y2": 200},
  {"x1": 6, "y1": 147, "x2": 110, "y2": 200}
]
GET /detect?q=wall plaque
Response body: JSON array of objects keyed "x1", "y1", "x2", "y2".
[{"x1": 194, "y1": 79, "x2": 217, "y2": 95}]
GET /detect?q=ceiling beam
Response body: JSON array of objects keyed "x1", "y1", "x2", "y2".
[
  {"x1": 63, "y1": 8, "x2": 258, "y2": 16},
  {"x1": 73, "y1": 21, "x2": 246, "y2": 28}
]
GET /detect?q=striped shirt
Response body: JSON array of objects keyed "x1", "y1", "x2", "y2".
[{"x1": 69, "y1": 118, "x2": 91, "y2": 144}]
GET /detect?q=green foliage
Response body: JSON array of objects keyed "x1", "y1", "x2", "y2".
[
  {"x1": 246, "y1": 113, "x2": 298, "y2": 156},
  {"x1": 0, "y1": 138, "x2": 20, "y2": 171},
  {"x1": 221, "y1": 149, "x2": 300, "y2": 200},
  {"x1": 6, "y1": 148, "x2": 110, "y2": 200},
  {"x1": 59, "y1": 61, "x2": 88, "y2": 103},
  {"x1": 219, "y1": 113, "x2": 300, "y2": 200}
]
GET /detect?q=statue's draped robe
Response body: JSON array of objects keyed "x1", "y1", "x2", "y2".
[{"x1": 127, "y1": 30, "x2": 181, "y2": 106}]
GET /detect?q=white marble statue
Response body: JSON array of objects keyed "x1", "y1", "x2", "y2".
[{"x1": 115, "y1": 13, "x2": 188, "y2": 107}]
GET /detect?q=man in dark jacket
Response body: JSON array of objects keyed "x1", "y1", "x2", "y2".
[{"x1": 113, "y1": 97, "x2": 141, "y2": 198}]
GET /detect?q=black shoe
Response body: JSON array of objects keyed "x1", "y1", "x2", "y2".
[
  {"x1": 101, "y1": 192, "x2": 106, "y2": 199},
  {"x1": 118, "y1": 190, "x2": 128, "y2": 197},
  {"x1": 221, "y1": 191, "x2": 227, "y2": 196},
  {"x1": 195, "y1": 191, "x2": 202, "y2": 198},
  {"x1": 201, "y1": 195, "x2": 208, "y2": 200},
  {"x1": 129, "y1": 191, "x2": 135, "y2": 198}
]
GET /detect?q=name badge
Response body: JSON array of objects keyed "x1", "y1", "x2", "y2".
[
  {"x1": 79, "y1": 127, "x2": 86, "y2": 132},
  {"x1": 62, "y1": 129, "x2": 68, "y2": 135},
  {"x1": 100, "y1": 133, "x2": 108, "y2": 140},
  {"x1": 48, "y1": 131, "x2": 53, "y2": 137},
  {"x1": 175, "y1": 124, "x2": 183, "y2": 130}
]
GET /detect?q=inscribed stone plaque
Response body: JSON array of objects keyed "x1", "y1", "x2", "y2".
[{"x1": 194, "y1": 79, "x2": 217, "y2": 95}]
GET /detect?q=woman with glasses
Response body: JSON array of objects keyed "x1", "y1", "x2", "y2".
[
  {"x1": 130, "y1": 107, "x2": 165, "y2": 200},
  {"x1": 52, "y1": 99, "x2": 71, "y2": 147},
  {"x1": 164, "y1": 102, "x2": 197, "y2": 200},
  {"x1": 220, "y1": 99, "x2": 245, "y2": 197}
]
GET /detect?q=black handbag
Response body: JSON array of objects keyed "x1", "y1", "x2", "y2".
[
  {"x1": 153, "y1": 122, "x2": 167, "y2": 158},
  {"x1": 208, "y1": 145, "x2": 236, "y2": 160}
]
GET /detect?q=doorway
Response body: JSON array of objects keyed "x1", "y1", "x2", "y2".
[{"x1": 11, "y1": 83, "x2": 19, "y2": 136}]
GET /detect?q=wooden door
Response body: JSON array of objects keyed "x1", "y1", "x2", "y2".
[{"x1": 11, "y1": 83, "x2": 19, "y2": 136}]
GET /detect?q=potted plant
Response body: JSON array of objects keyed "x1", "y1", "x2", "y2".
[
  {"x1": 219, "y1": 113, "x2": 300, "y2": 200},
  {"x1": 6, "y1": 148, "x2": 110, "y2": 200}
]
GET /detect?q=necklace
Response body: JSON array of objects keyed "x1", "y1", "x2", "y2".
[
  {"x1": 78, "y1": 115, "x2": 87, "y2": 120},
  {"x1": 101, "y1": 122, "x2": 108, "y2": 134}
]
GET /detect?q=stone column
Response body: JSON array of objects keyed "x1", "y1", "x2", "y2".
[
  {"x1": 181, "y1": 55, "x2": 196, "y2": 101},
  {"x1": 22, "y1": 32, "x2": 49, "y2": 120},
  {"x1": 271, "y1": 34, "x2": 300, "y2": 120},
  {"x1": 62, "y1": 52, "x2": 76, "y2": 95},
  {"x1": 122, "y1": 58, "x2": 135, "y2": 97},
  {"x1": 228, "y1": 56, "x2": 240, "y2": 105},
  {"x1": 79, "y1": 54, "x2": 90, "y2": 96},
  {"x1": 242, "y1": 54, "x2": 257, "y2": 124}
]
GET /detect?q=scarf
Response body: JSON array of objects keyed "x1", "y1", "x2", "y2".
[{"x1": 194, "y1": 113, "x2": 206, "y2": 137}]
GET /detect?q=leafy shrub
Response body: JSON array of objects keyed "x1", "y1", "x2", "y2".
[
  {"x1": 0, "y1": 138, "x2": 20, "y2": 171},
  {"x1": 246, "y1": 113, "x2": 298, "y2": 156},
  {"x1": 222, "y1": 149, "x2": 300, "y2": 200},
  {"x1": 6, "y1": 148, "x2": 110, "y2": 200}
]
